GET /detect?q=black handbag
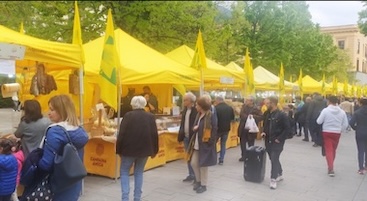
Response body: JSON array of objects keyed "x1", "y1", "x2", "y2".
[
  {"x1": 20, "y1": 148, "x2": 44, "y2": 187},
  {"x1": 22, "y1": 175, "x2": 53, "y2": 201},
  {"x1": 48, "y1": 126, "x2": 87, "y2": 193}
]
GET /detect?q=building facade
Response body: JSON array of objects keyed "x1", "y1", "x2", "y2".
[{"x1": 320, "y1": 24, "x2": 367, "y2": 85}]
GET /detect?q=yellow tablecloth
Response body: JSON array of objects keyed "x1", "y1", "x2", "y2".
[
  {"x1": 163, "y1": 132, "x2": 185, "y2": 162},
  {"x1": 83, "y1": 122, "x2": 239, "y2": 179}
]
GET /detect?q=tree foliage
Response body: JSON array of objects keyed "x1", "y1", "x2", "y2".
[
  {"x1": 358, "y1": 1, "x2": 367, "y2": 36},
  {"x1": 0, "y1": 1, "x2": 347, "y2": 81}
]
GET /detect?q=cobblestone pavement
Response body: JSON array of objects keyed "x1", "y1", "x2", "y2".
[{"x1": 1, "y1": 108, "x2": 366, "y2": 201}]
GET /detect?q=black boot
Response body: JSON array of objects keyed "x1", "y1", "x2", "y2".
[
  {"x1": 193, "y1": 182, "x2": 201, "y2": 191},
  {"x1": 196, "y1": 185, "x2": 207, "y2": 193}
]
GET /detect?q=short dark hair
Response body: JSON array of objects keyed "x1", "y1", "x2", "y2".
[
  {"x1": 360, "y1": 98, "x2": 367, "y2": 106},
  {"x1": 22, "y1": 100, "x2": 43, "y2": 123},
  {"x1": 0, "y1": 139, "x2": 13, "y2": 155},
  {"x1": 143, "y1": 86, "x2": 150, "y2": 90},
  {"x1": 295, "y1": 96, "x2": 301, "y2": 100},
  {"x1": 267, "y1": 96, "x2": 278, "y2": 105},
  {"x1": 196, "y1": 97, "x2": 211, "y2": 111},
  {"x1": 328, "y1": 96, "x2": 338, "y2": 104}
]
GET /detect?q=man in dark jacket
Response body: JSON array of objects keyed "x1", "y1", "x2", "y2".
[
  {"x1": 299, "y1": 96, "x2": 312, "y2": 141},
  {"x1": 238, "y1": 96, "x2": 263, "y2": 161},
  {"x1": 307, "y1": 93, "x2": 327, "y2": 147},
  {"x1": 262, "y1": 96, "x2": 290, "y2": 190},
  {"x1": 214, "y1": 96, "x2": 235, "y2": 165},
  {"x1": 178, "y1": 92, "x2": 198, "y2": 182}
]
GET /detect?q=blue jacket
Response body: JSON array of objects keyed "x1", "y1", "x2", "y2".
[
  {"x1": 0, "y1": 154, "x2": 18, "y2": 195},
  {"x1": 39, "y1": 124, "x2": 88, "y2": 201}
]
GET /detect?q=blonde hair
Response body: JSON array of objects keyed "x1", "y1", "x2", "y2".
[{"x1": 49, "y1": 94, "x2": 79, "y2": 126}]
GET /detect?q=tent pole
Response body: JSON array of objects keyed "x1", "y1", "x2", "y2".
[
  {"x1": 78, "y1": 66, "x2": 85, "y2": 195},
  {"x1": 115, "y1": 78, "x2": 122, "y2": 182},
  {"x1": 200, "y1": 67, "x2": 204, "y2": 96}
]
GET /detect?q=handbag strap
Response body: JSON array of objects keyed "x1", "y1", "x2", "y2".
[{"x1": 44, "y1": 125, "x2": 77, "y2": 155}]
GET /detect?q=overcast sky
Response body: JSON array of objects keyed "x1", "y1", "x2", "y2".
[{"x1": 307, "y1": 1, "x2": 364, "y2": 27}]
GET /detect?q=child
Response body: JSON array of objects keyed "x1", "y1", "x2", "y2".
[
  {"x1": 0, "y1": 139, "x2": 18, "y2": 201},
  {"x1": 10, "y1": 138, "x2": 24, "y2": 201}
]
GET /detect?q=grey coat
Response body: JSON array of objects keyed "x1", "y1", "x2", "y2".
[
  {"x1": 14, "y1": 117, "x2": 51, "y2": 157},
  {"x1": 192, "y1": 112, "x2": 218, "y2": 167}
]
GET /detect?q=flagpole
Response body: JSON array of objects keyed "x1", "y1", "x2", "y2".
[
  {"x1": 115, "y1": 81, "x2": 121, "y2": 182},
  {"x1": 200, "y1": 67, "x2": 204, "y2": 96},
  {"x1": 78, "y1": 65, "x2": 84, "y2": 195}
]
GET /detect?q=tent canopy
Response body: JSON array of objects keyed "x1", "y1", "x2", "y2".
[
  {"x1": 297, "y1": 75, "x2": 331, "y2": 94},
  {"x1": 253, "y1": 66, "x2": 297, "y2": 91},
  {"x1": 165, "y1": 45, "x2": 245, "y2": 86},
  {"x1": 225, "y1": 62, "x2": 243, "y2": 72},
  {"x1": 0, "y1": 25, "x2": 83, "y2": 70},
  {"x1": 83, "y1": 29, "x2": 200, "y2": 86}
]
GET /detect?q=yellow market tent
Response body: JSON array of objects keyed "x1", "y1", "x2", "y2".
[
  {"x1": 83, "y1": 29, "x2": 199, "y2": 85},
  {"x1": 253, "y1": 66, "x2": 297, "y2": 91},
  {"x1": 296, "y1": 75, "x2": 332, "y2": 94},
  {"x1": 225, "y1": 62, "x2": 243, "y2": 72},
  {"x1": 0, "y1": 25, "x2": 84, "y2": 115},
  {"x1": 83, "y1": 29, "x2": 200, "y2": 111},
  {"x1": 0, "y1": 25, "x2": 83, "y2": 70},
  {"x1": 165, "y1": 45, "x2": 245, "y2": 90}
]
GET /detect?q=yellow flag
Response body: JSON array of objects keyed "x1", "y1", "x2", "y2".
[
  {"x1": 343, "y1": 80, "x2": 348, "y2": 97},
  {"x1": 357, "y1": 85, "x2": 362, "y2": 98},
  {"x1": 244, "y1": 48, "x2": 254, "y2": 96},
  {"x1": 19, "y1": 22, "x2": 24, "y2": 34},
  {"x1": 321, "y1": 73, "x2": 326, "y2": 96},
  {"x1": 351, "y1": 83, "x2": 355, "y2": 97},
  {"x1": 99, "y1": 9, "x2": 119, "y2": 110},
  {"x1": 72, "y1": 1, "x2": 85, "y2": 63},
  {"x1": 332, "y1": 76, "x2": 338, "y2": 95},
  {"x1": 279, "y1": 63, "x2": 285, "y2": 105},
  {"x1": 190, "y1": 30, "x2": 207, "y2": 70},
  {"x1": 298, "y1": 69, "x2": 303, "y2": 100}
]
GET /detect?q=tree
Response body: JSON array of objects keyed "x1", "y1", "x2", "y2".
[
  {"x1": 358, "y1": 1, "x2": 367, "y2": 35},
  {"x1": 241, "y1": 1, "x2": 337, "y2": 79},
  {"x1": 325, "y1": 48, "x2": 354, "y2": 82}
]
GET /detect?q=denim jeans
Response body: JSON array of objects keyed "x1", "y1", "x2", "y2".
[
  {"x1": 356, "y1": 136, "x2": 367, "y2": 170},
  {"x1": 183, "y1": 137, "x2": 195, "y2": 178},
  {"x1": 120, "y1": 156, "x2": 148, "y2": 201},
  {"x1": 266, "y1": 141, "x2": 284, "y2": 179},
  {"x1": 217, "y1": 132, "x2": 229, "y2": 162}
]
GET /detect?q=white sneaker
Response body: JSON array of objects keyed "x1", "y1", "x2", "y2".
[
  {"x1": 270, "y1": 179, "x2": 277, "y2": 189},
  {"x1": 276, "y1": 175, "x2": 284, "y2": 182}
]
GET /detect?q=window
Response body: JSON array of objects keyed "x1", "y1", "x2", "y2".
[
  {"x1": 338, "y1": 40, "x2": 345, "y2": 49},
  {"x1": 357, "y1": 59, "x2": 360, "y2": 71},
  {"x1": 365, "y1": 45, "x2": 367, "y2": 58},
  {"x1": 358, "y1": 40, "x2": 360, "y2": 54},
  {"x1": 363, "y1": 61, "x2": 366, "y2": 73}
]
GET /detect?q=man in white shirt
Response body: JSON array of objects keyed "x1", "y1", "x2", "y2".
[
  {"x1": 317, "y1": 96, "x2": 349, "y2": 177},
  {"x1": 178, "y1": 92, "x2": 198, "y2": 182}
]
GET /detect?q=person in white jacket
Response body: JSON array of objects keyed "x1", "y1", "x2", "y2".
[{"x1": 317, "y1": 96, "x2": 349, "y2": 177}]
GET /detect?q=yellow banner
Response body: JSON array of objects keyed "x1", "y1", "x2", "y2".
[{"x1": 99, "y1": 9, "x2": 119, "y2": 110}]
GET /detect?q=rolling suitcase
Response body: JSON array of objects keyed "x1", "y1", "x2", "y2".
[{"x1": 244, "y1": 145, "x2": 266, "y2": 183}]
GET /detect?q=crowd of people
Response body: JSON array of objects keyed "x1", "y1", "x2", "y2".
[
  {"x1": 0, "y1": 95, "x2": 88, "y2": 201},
  {"x1": 1, "y1": 91, "x2": 366, "y2": 201}
]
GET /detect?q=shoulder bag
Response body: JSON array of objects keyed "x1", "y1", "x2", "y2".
[{"x1": 49, "y1": 126, "x2": 87, "y2": 193}]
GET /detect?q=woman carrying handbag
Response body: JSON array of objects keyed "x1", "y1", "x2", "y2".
[{"x1": 21, "y1": 95, "x2": 88, "y2": 201}]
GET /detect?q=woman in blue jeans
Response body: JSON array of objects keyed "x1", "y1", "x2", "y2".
[{"x1": 116, "y1": 96, "x2": 159, "y2": 201}]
